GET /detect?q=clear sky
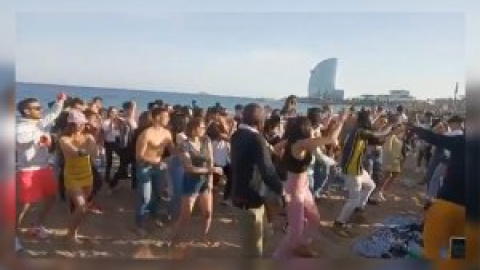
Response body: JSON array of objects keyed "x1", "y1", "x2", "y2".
[{"x1": 17, "y1": 11, "x2": 465, "y2": 99}]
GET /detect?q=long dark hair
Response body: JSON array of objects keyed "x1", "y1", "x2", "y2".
[
  {"x1": 264, "y1": 115, "x2": 281, "y2": 136},
  {"x1": 61, "y1": 122, "x2": 82, "y2": 138},
  {"x1": 281, "y1": 95, "x2": 297, "y2": 116},
  {"x1": 357, "y1": 108, "x2": 372, "y2": 130},
  {"x1": 283, "y1": 116, "x2": 312, "y2": 144},
  {"x1": 185, "y1": 117, "x2": 204, "y2": 139},
  {"x1": 171, "y1": 113, "x2": 188, "y2": 144}
]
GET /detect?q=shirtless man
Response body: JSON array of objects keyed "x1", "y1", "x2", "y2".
[{"x1": 134, "y1": 106, "x2": 175, "y2": 234}]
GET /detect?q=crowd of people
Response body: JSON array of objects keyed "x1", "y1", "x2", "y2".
[{"x1": 13, "y1": 92, "x2": 474, "y2": 260}]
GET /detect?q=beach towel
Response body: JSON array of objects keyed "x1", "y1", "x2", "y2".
[{"x1": 352, "y1": 214, "x2": 423, "y2": 259}]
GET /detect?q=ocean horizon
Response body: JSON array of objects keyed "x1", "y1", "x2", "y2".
[{"x1": 16, "y1": 82, "x2": 343, "y2": 114}]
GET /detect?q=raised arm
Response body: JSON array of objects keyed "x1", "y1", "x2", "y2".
[
  {"x1": 295, "y1": 113, "x2": 347, "y2": 152},
  {"x1": 293, "y1": 136, "x2": 334, "y2": 153},
  {"x1": 360, "y1": 125, "x2": 393, "y2": 140},
  {"x1": 411, "y1": 126, "x2": 463, "y2": 151},
  {"x1": 314, "y1": 147, "x2": 337, "y2": 167},
  {"x1": 38, "y1": 95, "x2": 66, "y2": 129}
]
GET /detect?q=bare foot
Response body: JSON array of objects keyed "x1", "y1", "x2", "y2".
[{"x1": 202, "y1": 235, "x2": 213, "y2": 247}]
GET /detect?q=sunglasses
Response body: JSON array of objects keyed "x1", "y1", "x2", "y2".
[{"x1": 29, "y1": 106, "x2": 43, "y2": 111}]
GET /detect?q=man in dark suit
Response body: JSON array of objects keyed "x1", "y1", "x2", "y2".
[{"x1": 230, "y1": 103, "x2": 285, "y2": 258}]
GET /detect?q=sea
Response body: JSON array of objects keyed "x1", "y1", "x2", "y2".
[{"x1": 16, "y1": 83, "x2": 342, "y2": 114}]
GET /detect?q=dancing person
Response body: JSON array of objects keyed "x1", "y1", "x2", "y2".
[
  {"x1": 83, "y1": 109, "x2": 104, "y2": 214},
  {"x1": 262, "y1": 115, "x2": 286, "y2": 236},
  {"x1": 58, "y1": 110, "x2": 98, "y2": 243},
  {"x1": 206, "y1": 110, "x2": 232, "y2": 203},
  {"x1": 374, "y1": 124, "x2": 406, "y2": 202},
  {"x1": 170, "y1": 117, "x2": 223, "y2": 246},
  {"x1": 16, "y1": 93, "x2": 66, "y2": 239},
  {"x1": 109, "y1": 101, "x2": 137, "y2": 191},
  {"x1": 102, "y1": 106, "x2": 122, "y2": 185},
  {"x1": 407, "y1": 118, "x2": 466, "y2": 259},
  {"x1": 230, "y1": 103, "x2": 285, "y2": 258},
  {"x1": 128, "y1": 110, "x2": 153, "y2": 190},
  {"x1": 272, "y1": 113, "x2": 345, "y2": 259},
  {"x1": 423, "y1": 120, "x2": 449, "y2": 204},
  {"x1": 134, "y1": 107, "x2": 174, "y2": 235},
  {"x1": 364, "y1": 115, "x2": 389, "y2": 204},
  {"x1": 280, "y1": 95, "x2": 297, "y2": 119},
  {"x1": 167, "y1": 113, "x2": 189, "y2": 220},
  {"x1": 333, "y1": 109, "x2": 393, "y2": 237}
]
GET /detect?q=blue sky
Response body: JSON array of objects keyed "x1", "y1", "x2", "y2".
[{"x1": 17, "y1": 11, "x2": 465, "y2": 99}]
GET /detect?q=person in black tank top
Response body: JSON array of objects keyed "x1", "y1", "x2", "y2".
[{"x1": 273, "y1": 115, "x2": 346, "y2": 259}]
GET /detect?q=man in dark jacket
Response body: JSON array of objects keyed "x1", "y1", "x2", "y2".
[{"x1": 230, "y1": 103, "x2": 284, "y2": 258}]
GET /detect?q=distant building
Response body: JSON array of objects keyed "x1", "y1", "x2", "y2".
[
  {"x1": 331, "y1": 89, "x2": 344, "y2": 102},
  {"x1": 388, "y1": 90, "x2": 415, "y2": 103},
  {"x1": 354, "y1": 90, "x2": 415, "y2": 104},
  {"x1": 308, "y1": 58, "x2": 343, "y2": 101}
]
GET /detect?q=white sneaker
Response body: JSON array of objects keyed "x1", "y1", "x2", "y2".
[{"x1": 378, "y1": 193, "x2": 386, "y2": 202}]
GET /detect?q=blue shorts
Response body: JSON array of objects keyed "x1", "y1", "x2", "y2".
[{"x1": 182, "y1": 174, "x2": 207, "y2": 196}]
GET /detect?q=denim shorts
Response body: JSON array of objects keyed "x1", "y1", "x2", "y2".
[{"x1": 182, "y1": 174, "x2": 208, "y2": 196}]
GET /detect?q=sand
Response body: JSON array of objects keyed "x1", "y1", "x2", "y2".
[{"x1": 18, "y1": 154, "x2": 426, "y2": 259}]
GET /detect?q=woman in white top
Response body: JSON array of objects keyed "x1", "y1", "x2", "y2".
[
  {"x1": 206, "y1": 112, "x2": 232, "y2": 202},
  {"x1": 102, "y1": 106, "x2": 122, "y2": 183}
]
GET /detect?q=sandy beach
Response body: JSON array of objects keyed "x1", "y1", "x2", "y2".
[{"x1": 18, "y1": 154, "x2": 426, "y2": 260}]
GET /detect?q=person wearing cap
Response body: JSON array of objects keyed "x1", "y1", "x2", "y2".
[
  {"x1": 58, "y1": 110, "x2": 99, "y2": 243},
  {"x1": 16, "y1": 93, "x2": 66, "y2": 240}
]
